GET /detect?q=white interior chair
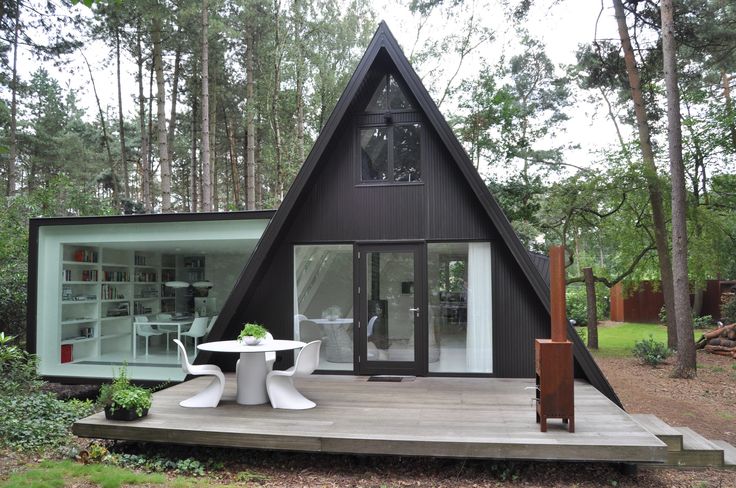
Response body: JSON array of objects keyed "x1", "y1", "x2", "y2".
[
  {"x1": 236, "y1": 332, "x2": 275, "y2": 379},
  {"x1": 180, "y1": 316, "x2": 209, "y2": 353},
  {"x1": 266, "y1": 340, "x2": 321, "y2": 410},
  {"x1": 133, "y1": 315, "x2": 164, "y2": 356},
  {"x1": 173, "y1": 339, "x2": 225, "y2": 408},
  {"x1": 205, "y1": 315, "x2": 218, "y2": 338}
]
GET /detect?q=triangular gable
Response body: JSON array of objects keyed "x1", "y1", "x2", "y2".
[{"x1": 204, "y1": 21, "x2": 621, "y2": 407}]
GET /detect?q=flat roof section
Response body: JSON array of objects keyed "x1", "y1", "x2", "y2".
[{"x1": 74, "y1": 376, "x2": 666, "y2": 463}]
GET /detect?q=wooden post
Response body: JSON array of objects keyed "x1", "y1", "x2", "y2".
[
  {"x1": 550, "y1": 246, "x2": 567, "y2": 342},
  {"x1": 583, "y1": 267, "x2": 599, "y2": 349}
]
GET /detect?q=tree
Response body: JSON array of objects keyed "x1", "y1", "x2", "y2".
[
  {"x1": 662, "y1": 0, "x2": 695, "y2": 378},
  {"x1": 612, "y1": 0, "x2": 678, "y2": 350},
  {"x1": 201, "y1": 0, "x2": 212, "y2": 211}
]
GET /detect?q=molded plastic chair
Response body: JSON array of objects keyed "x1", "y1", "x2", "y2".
[
  {"x1": 180, "y1": 316, "x2": 209, "y2": 351},
  {"x1": 173, "y1": 339, "x2": 225, "y2": 408},
  {"x1": 205, "y1": 315, "x2": 218, "y2": 338},
  {"x1": 266, "y1": 340, "x2": 321, "y2": 409},
  {"x1": 236, "y1": 333, "x2": 275, "y2": 379},
  {"x1": 133, "y1": 315, "x2": 163, "y2": 356}
]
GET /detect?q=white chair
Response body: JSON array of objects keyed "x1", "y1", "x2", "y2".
[
  {"x1": 173, "y1": 339, "x2": 225, "y2": 408},
  {"x1": 236, "y1": 333, "x2": 275, "y2": 380},
  {"x1": 205, "y1": 315, "x2": 218, "y2": 337},
  {"x1": 133, "y1": 315, "x2": 164, "y2": 357},
  {"x1": 266, "y1": 340, "x2": 321, "y2": 410},
  {"x1": 180, "y1": 316, "x2": 209, "y2": 352}
]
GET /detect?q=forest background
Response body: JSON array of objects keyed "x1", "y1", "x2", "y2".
[{"x1": 0, "y1": 0, "x2": 734, "y2": 369}]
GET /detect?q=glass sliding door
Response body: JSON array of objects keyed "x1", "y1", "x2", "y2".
[
  {"x1": 427, "y1": 242, "x2": 492, "y2": 373},
  {"x1": 357, "y1": 244, "x2": 424, "y2": 375},
  {"x1": 293, "y1": 245, "x2": 354, "y2": 371}
]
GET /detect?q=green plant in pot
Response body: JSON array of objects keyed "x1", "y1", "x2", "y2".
[
  {"x1": 98, "y1": 365, "x2": 152, "y2": 421},
  {"x1": 238, "y1": 322, "x2": 268, "y2": 345}
]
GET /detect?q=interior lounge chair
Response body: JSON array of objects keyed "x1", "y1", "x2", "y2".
[
  {"x1": 173, "y1": 339, "x2": 225, "y2": 408},
  {"x1": 266, "y1": 340, "x2": 321, "y2": 409}
]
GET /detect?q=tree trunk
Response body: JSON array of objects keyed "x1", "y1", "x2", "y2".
[
  {"x1": 612, "y1": 0, "x2": 678, "y2": 350},
  {"x1": 168, "y1": 45, "x2": 181, "y2": 159},
  {"x1": 147, "y1": 61, "x2": 155, "y2": 209},
  {"x1": 152, "y1": 16, "x2": 171, "y2": 212},
  {"x1": 583, "y1": 268, "x2": 598, "y2": 349},
  {"x1": 245, "y1": 32, "x2": 256, "y2": 210},
  {"x1": 137, "y1": 24, "x2": 151, "y2": 212},
  {"x1": 115, "y1": 25, "x2": 129, "y2": 200},
  {"x1": 271, "y1": 0, "x2": 284, "y2": 202},
  {"x1": 201, "y1": 0, "x2": 212, "y2": 211},
  {"x1": 662, "y1": 0, "x2": 696, "y2": 378},
  {"x1": 82, "y1": 52, "x2": 118, "y2": 205},
  {"x1": 210, "y1": 63, "x2": 217, "y2": 211},
  {"x1": 723, "y1": 71, "x2": 736, "y2": 149},
  {"x1": 190, "y1": 98, "x2": 198, "y2": 212},
  {"x1": 7, "y1": 2, "x2": 19, "y2": 195},
  {"x1": 224, "y1": 109, "x2": 241, "y2": 207}
]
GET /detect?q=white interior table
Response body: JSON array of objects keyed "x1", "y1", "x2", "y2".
[
  {"x1": 197, "y1": 339, "x2": 306, "y2": 405},
  {"x1": 133, "y1": 319, "x2": 193, "y2": 359}
]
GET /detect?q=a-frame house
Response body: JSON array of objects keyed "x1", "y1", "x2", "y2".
[{"x1": 200, "y1": 21, "x2": 620, "y2": 406}]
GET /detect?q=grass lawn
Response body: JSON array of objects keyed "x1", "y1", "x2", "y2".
[{"x1": 584, "y1": 322, "x2": 701, "y2": 358}]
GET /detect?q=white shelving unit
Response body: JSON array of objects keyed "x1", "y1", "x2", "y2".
[{"x1": 59, "y1": 246, "x2": 177, "y2": 363}]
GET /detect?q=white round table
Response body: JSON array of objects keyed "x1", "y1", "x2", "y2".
[{"x1": 197, "y1": 339, "x2": 306, "y2": 405}]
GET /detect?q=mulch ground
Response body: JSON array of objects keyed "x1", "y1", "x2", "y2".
[{"x1": 4, "y1": 350, "x2": 736, "y2": 487}]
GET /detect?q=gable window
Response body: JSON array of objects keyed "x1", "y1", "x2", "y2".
[{"x1": 359, "y1": 75, "x2": 422, "y2": 183}]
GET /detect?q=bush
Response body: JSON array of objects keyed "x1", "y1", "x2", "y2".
[
  {"x1": 660, "y1": 306, "x2": 714, "y2": 329},
  {"x1": 0, "y1": 333, "x2": 94, "y2": 451},
  {"x1": 722, "y1": 296, "x2": 736, "y2": 323},
  {"x1": 566, "y1": 284, "x2": 609, "y2": 326},
  {"x1": 632, "y1": 335, "x2": 671, "y2": 366}
]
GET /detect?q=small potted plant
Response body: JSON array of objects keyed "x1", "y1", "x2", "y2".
[
  {"x1": 322, "y1": 306, "x2": 341, "y2": 321},
  {"x1": 98, "y1": 365, "x2": 152, "y2": 421},
  {"x1": 238, "y1": 322, "x2": 268, "y2": 345}
]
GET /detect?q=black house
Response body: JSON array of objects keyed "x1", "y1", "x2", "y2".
[{"x1": 201, "y1": 22, "x2": 618, "y2": 405}]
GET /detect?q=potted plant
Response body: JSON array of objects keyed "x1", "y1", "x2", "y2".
[
  {"x1": 98, "y1": 365, "x2": 152, "y2": 421},
  {"x1": 322, "y1": 306, "x2": 341, "y2": 321},
  {"x1": 238, "y1": 322, "x2": 268, "y2": 345}
]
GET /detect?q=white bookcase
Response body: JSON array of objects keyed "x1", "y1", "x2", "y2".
[{"x1": 59, "y1": 245, "x2": 176, "y2": 363}]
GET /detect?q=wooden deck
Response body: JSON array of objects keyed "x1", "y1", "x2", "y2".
[{"x1": 73, "y1": 375, "x2": 667, "y2": 463}]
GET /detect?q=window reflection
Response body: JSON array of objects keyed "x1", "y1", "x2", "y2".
[{"x1": 360, "y1": 128, "x2": 389, "y2": 181}]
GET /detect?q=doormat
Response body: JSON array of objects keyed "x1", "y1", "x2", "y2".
[{"x1": 368, "y1": 376, "x2": 415, "y2": 382}]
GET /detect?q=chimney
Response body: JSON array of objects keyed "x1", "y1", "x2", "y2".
[{"x1": 549, "y1": 246, "x2": 567, "y2": 343}]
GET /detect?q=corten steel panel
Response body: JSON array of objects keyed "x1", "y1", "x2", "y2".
[
  {"x1": 612, "y1": 281, "x2": 664, "y2": 323},
  {"x1": 492, "y1": 244, "x2": 550, "y2": 378},
  {"x1": 549, "y1": 247, "x2": 567, "y2": 343},
  {"x1": 610, "y1": 283, "x2": 625, "y2": 322}
]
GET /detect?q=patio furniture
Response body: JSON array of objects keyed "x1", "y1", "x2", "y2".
[
  {"x1": 205, "y1": 315, "x2": 218, "y2": 337},
  {"x1": 267, "y1": 340, "x2": 321, "y2": 409},
  {"x1": 133, "y1": 315, "x2": 164, "y2": 357},
  {"x1": 236, "y1": 332, "x2": 276, "y2": 376},
  {"x1": 173, "y1": 339, "x2": 225, "y2": 408},
  {"x1": 180, "y1": 317, "x2": 209, "y2": 351},
  {"x1": 137, "y1": 317, "x2": 194, "y2": 360},
  {"x1": 197, "y1": 339, "x2": 306, "y2": 405},
  {"x1": 310, "y1": 318, "x2": 352, "y2": 363}
]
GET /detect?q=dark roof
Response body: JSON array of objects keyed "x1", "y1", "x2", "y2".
[
  {"x1": 527, "y1": 252, "x2": 550, "y2": 287},
  {"x1": 205, "y1": 21, "x2": 621, "y2": 408}
]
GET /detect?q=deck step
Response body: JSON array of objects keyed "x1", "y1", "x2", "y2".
[
  {"x1": 630, "y1": 414, "x2": 683, "y2": 452},
  {"x1": 667, "y1": 427, "x2": 724, "y2": 467},
  {"x1": 712, "y1": 440, "x2": 736, "y2": 467}
]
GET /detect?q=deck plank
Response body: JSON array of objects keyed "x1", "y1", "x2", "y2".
[{"x1": 73, "y1": 376, "x2": 666, "y2": 463}]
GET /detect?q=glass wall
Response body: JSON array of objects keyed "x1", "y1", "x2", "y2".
[
  {"x1": 293, "y1": 245, "x2": 354, "y2": 371},
  {"x1": 427, "y1": 242, "x2": 492, "y2": 373},
  {"x1": 35, "y1": 218, "x2": 268, "y2": 382}
]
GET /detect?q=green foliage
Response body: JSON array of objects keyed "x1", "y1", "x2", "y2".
[
  {"x1": 97, "y1": 366, "x2": 152, "y2": 416},
  {"x1": 235, "y1": 470, "x2": 270, "y2": 482},
  {"x1": 107, "y1": 451, "x2": 222, "y2": 477},
  {"x1": 238, "y1": 323, "x2": 268, "y2": 340},
  {"x1": 575, "y1": 326, "x2": 587, "y2": 344},
  {"x1": 692, "y1": 315, "x2": 713, "y2": 329},
  {"x1": 566, "y1": 285, "x2": 608, "y2": 327},
  {"x1": 722, "y1": 296, "x2": 736, "y2": 323},
  {"x1": 0, "y1": 460, "x2": 166, "y2": 488},
  {"x1": 0, "y1": 332, "x2": 43, "y2": 396},
  {"x1": 632, "y1": 335, "x2": 671, "y2": 366},
  {"x1": 0, "y1": 334, "x2": 94, "y2": 452}
]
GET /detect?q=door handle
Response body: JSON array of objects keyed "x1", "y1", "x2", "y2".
[{"x1": 409, "y1": 307, "x2": 420, "y2": 315}]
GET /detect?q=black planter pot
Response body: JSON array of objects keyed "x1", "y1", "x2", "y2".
[{"x1": 104, "y1": 406, "x2": 149, "y2": 421}]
